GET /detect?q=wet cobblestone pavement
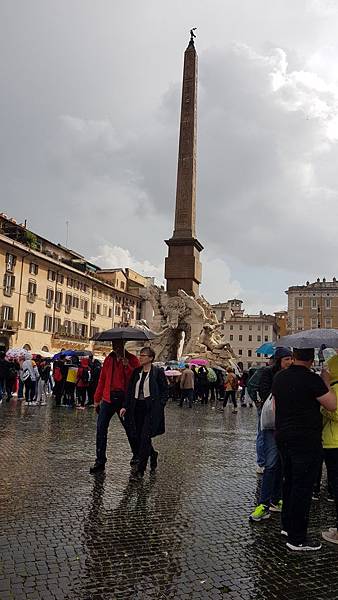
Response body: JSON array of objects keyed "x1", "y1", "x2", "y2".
[{"x1": 1, "y1": 399, "x2": 338, "y2": 600}]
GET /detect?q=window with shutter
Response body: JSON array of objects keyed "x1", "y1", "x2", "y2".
[
  {"x1": 25, "y1": 311, "x2": 36, "y2": 330},
  {"x1": 5, "y1": 253, "x2": 16, "y2": 272},
  {"x1": 3, "y1": 274, "x2": 15, "y2": 296}
]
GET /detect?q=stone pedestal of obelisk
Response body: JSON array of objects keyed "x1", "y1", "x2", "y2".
[{"x1": 165, "y1": 34, "x2": 203, "y2": 297}]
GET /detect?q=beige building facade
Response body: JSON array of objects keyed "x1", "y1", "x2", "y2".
[
  {"x1": 0, "y1": 214, "x2": 150, "y2": 353},
  {"x1": 286, "y1": 278, "x2": 338, "y2": 334},
  {"x1": 212, "y1": 299, "x2": 278, "y2": 370}
]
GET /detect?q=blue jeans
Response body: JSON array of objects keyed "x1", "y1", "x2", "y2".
[
  {"x1": 256, "y1": 407, "x2": 265, "y2": 467},
  {"x1": 259, "y1": 429, "x2": 281, "y2": 505}
]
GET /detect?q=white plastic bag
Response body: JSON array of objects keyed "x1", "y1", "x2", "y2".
[{"x1": 260, "y1": 393, "x2": 275, "y2": 430}]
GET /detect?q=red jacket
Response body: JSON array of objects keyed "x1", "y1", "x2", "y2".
[{"x1": 94, "y1": 351, "x2": 140, "y2": 404}]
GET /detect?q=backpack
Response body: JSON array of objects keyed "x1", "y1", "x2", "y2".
[
  {"x1": 41, "y1": 365, "x2": 50, "y2": 382},
  {"x1": 207, "y1": 368, "x2": 217, "y2": 383},
  {"x1": 81, "y1": 368, "x2": 90, "y2": 384},
  {"x1": 231, "y1": 375, "x2": 239, "y2": 391},
  {"x1": 246, "y1": 368, "x2": 265, "y2": 406},
  {"x1": 53, "y1": 366, "x2": 62, "y2": 382}
]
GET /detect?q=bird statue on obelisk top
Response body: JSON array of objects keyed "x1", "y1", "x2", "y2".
[{"x1": 164, "y1": 29, "x2": 203, "y2": 298}]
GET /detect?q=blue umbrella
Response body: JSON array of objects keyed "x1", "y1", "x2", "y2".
[
  {"x1": 256, "y1": 342, "x2": 275, "y2": 356},
  {"x1": 52, "y1": 349, "x2": 92, "y2": 360}
]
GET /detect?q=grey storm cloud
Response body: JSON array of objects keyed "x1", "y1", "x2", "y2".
[{"x1": 3, "y1": 0, "x2": 338, "y2": 309}]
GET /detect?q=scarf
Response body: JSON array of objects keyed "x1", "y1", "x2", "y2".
[{"x1": 134, "y1": 369, "x2": 150, "y2": 399}]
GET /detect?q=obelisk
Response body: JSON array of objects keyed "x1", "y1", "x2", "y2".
[{"x1": 164, "y1": 30, "x2": 203, "y2": 297}]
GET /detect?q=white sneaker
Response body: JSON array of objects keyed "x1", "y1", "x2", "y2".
[
  {"x1": 31, "y1": 401, "x2": 38, "y2": 406},
  {"x1": 40, "y1": 401, "x2": 47, "y2": 406},
  {"x1": 256, "y1": 465, "x2": 265, "y2": 474}
]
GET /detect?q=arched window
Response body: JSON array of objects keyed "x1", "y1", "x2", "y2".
[
  {"x1": 41, "y1": 346, "x2": 49, "y2": 352},
  {"x1": 23, "y1": 344, "x2": 31, "y2": 351}
]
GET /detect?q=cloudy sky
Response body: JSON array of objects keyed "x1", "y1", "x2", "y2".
[{"x1": 2, "y1": 0, "x2": 338, "y2": 313}]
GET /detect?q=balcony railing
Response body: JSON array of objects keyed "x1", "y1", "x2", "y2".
[
  {"x1": 0, "y1": 319, "x2": 21, "y2": 333},
  {"x1": 52, "y1": 330, "x2": 89, "y2": 342}
]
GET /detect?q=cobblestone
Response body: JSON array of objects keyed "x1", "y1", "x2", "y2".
[{"x1": 1, "y1": 400, "x2": 338, "y2": 599}]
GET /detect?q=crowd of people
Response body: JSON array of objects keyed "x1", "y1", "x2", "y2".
[
  {"x1": 3, "y1": 340, "x2": 338, "y2": 553},
  {"x1": 169, "y1": 364, "x2": 252, "y2": 410},
  {"x1": 248, "y1": 346, "x2": 338, "y2": 552},
  {"x1": 0, "y1": 350, "x2": 102, "y2": 408}
]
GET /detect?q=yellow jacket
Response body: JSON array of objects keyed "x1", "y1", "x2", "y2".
[{"x1": 322, "y1": 355, "x2": 338, "y2": 449}]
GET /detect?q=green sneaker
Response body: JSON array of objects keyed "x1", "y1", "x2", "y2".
[
  {"x1": 249, "y1": 503, "x2": 271, "y2": 522},
  {"x1": 270, "y1": 500, "x2": 283, "y2": 513}
]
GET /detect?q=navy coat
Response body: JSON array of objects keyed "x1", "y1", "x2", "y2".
[{"x1": 124, "y1": 366, "x2": 168, "y2": 438}]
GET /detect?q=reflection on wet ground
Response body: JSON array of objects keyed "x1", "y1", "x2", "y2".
[{"x1": 1, "y1": 400, "x2": 338, "y2": 599}]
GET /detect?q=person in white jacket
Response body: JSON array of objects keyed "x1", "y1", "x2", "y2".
[{"x1": 22, "y1": 354, "x2": 39, "y2": 405}]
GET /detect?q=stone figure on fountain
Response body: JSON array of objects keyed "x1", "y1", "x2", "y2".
[{"x1": 138, "y1": 286, "x2": 237, "y2": 366}]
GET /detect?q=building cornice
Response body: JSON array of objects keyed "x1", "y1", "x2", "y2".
[{"x1": 0, "y1": 234, "x2": 141, "y2": 301}]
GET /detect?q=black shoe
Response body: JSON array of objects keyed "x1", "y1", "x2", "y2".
[
  {"x1": 130, "y1": 469, "x2": 144, "y2": 480},
  {"x1": 312, "y1": 492, "x2": 320, "y2": 501},
  {"x1": 150, "y1": 451, "x2": 158, "y2": 472},
  {"x1": 90, "y1": 463, "x2": 105, "y2": 474},
  {"x1": 286, "y1": 540, "x2": 322, "y2": 552}
]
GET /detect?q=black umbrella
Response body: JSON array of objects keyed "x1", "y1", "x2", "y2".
[
  {"x1": 278, "y1": 328, "x2": 338, "y2": 349},
  {"x1": 91, "y1": 326, "x2": 156, "y2": 342}
]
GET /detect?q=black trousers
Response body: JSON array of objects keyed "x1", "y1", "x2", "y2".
[
  {"x1": 96, "y1": 400, "x2": 137, "y2": 466},
  {"x1": 64, "y1": 383, "x2": 75, "y2": 406},
  {"x1": 180, "y1": 388, "x2": 194, "y2": 407},
  {"x1": 78, "y1": 387, "x2": 87, "y2": 407},
  {"x1": 223, "y1": 390, "x2": 237, "y2": 408},
  {"x1": 24, "y1": 378, "x2": 35, "y2": 402},
  {"x1": 200, "y1": 386, "x2": 209, "y2": 404},
  {"x1": 324, "y1": 448, "x2": 338, "y2": 528},
  {"x1": 278, "y1": 440, "x2": 321, "y2": 545},
  {"x1": 54, "y1": 381, "x2": 64, "y2": 406},
  {"x1": 134, "y1": 401, "x2": 154, "y2": 474}
]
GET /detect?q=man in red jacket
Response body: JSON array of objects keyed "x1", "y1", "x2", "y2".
[{"x1": 90, "y1": 341, "x2": 140, "y2": 474}]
